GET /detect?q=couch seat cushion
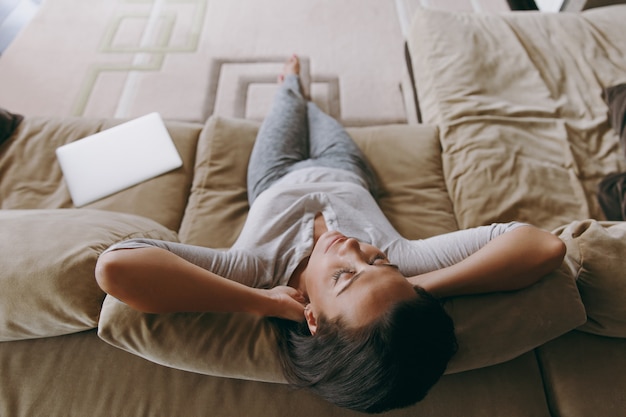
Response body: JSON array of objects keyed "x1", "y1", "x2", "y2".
[
  {"x1": 0, "y1": 209, "x2": 178, "y2": 341},
  {"x1": 537, "y1": 330, "x2": 626, "y2": 417}
]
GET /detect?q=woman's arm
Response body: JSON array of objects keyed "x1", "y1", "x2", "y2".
[
  {"x1": 407, "y1": 225, "x2": 566, "y2": 298},
  {"x1": 95, "y1": 247, "x2": 306, "y2": 321}
]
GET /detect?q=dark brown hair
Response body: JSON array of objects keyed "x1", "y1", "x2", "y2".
[{"x1": 270, "y1": 286, "x2": 457, "y2": 413}]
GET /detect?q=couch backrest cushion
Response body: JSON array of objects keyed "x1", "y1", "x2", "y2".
[
  {"x1": 0, "y1": 209, "x2": 178, "y2": 341},
  {"x1": 0, "y1": 116, "x2": 202, "y2": 231},
  {"x1": 178, "y1": 115, "x2": 459, "y2": 248},
  {"x1": 407, "y1": 6, "x2": 626, "y2": 231}
]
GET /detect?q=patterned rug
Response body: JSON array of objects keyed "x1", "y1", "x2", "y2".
[{"x1": 0, "y1": 0, "x2": 511, "y2": 126}]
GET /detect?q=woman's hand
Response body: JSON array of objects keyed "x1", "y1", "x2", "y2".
[{"x1": 263, "y1": 286, "x2": 307, "y2": 321}]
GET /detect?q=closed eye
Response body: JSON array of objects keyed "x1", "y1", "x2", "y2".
[
  {"x1": 332, "y1": 268, "x2": 354, "y2": 282},
  {"x1": 369, "y1": 254, "x2": 388, "y2": 265}
]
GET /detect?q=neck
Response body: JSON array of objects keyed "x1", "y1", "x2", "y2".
[{"x1": 288, "y1": 212, "x2": 328, "y2": 298}]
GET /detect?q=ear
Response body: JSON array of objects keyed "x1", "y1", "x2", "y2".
[{"x1": 304, "y1": 304, "x2": 318, "y2": 335}]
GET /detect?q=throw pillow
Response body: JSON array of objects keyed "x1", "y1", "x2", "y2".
[
  {"x1": 555, "y1": 219, "x2": 626, "y2": 337},
  {"x1": 0, "y1": 209, "x2": 178, "y2": 341}
]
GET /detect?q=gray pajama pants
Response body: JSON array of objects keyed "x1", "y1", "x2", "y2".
[{"x1": 246, "y1": 74, "x2": 379, "y2": 204}]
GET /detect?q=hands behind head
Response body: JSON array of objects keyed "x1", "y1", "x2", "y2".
[{"x1": 264, "y1": 286, "x2": 307, "y2": 322}]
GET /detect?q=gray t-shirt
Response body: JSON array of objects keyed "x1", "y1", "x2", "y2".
[{"x1": 106, "y1": 167, "x2": 524, "y2": 288}]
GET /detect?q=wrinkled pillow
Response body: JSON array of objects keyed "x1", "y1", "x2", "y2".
[
  {"x1": 0, "y1": 209, "x2": 178, "y2": 341},
  {"x1": 98, "y1": 249, "x2": 586, "y2": 381},
  {"x1": 555, "y1": 219, "x2": 626, "y2": 337}
]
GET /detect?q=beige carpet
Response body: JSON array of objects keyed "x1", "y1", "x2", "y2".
[{"x1": 0, "y1": 0, "x2": 510, "y2": 126}]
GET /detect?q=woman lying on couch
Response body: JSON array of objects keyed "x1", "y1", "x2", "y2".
[{"x1": 95, "y1": 55, "x2": 565, "y2": 414}]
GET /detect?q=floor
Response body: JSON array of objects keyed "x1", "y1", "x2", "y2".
[
  {"x1": 0, "y1": 0, "x2": 615, "y2": 55},
  {"x1": 1, "y1": 0, "x2": 517, "y2": 55},
  {"x1": 0, "y1": 0, "x2": 552, "y2": 125},
  {"x1": 0, "y1": 0, "x2": 44, "y2": 54}
]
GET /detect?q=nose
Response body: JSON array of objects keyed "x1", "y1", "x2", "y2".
[
  {"x1": 339, "y1": 238, "x2": 365, "y2": 258},
  {"x1": 344, "y1": 237, "x2": 360, "y2": 250}
]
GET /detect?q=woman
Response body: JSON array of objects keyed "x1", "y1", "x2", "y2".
[{"x1": 95, "y1": 55, "x2": 566, "y2": 413}]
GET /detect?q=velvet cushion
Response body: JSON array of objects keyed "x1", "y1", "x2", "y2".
[
  {"x1": 0, "y1": 209, "x2": 178, "y2": 341},
  {"x1": 556, "y1": 219, "x2": 626, "y2": 337}
]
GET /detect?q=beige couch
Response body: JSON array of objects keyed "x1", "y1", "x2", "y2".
[{"x1": 1, "y1": 6, "x2": 626, "y2": 417}]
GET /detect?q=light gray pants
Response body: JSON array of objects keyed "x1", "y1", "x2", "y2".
[{"x1": 246, "y1": 75, "x2": 379, "y2": 204}]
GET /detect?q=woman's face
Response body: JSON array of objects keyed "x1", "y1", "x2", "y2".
[{"x1": 302, "y1": 230, "x2": 417, "y2": 334}]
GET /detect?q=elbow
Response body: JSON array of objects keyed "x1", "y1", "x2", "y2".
[
  {"x1": 546, "y1": 234, "x2": 567, "y2": 270},
  {"x1": 536, "y1": 233, "x2": 567, "y2": 278},
  {"x1": 95, "y1": 247, "x2": 167, "y2": 314},
  {"x1": 95, "y1": 250, "x2": 129, "y2": 298}
]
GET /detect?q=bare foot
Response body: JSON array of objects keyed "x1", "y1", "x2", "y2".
[
  {"x1": 277, "y1": 54, "x2": 305, "y2": 97},
  {"x1": 278, "y1": 54, "x2": 300, "y2": 84},
  {"x1": 283, "y1": 54, "x2": 300, "y2": 77}
]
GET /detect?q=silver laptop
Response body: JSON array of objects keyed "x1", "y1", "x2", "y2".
[{"x1": 56, "y1": 112, "x2": 183, "y2": 207}]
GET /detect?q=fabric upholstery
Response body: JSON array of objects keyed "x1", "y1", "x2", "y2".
[
  {"x1": 0, "y1": 116, "x2": 201, "y2": 231},
  {"x1": 536, "y1": 331, "x2": 626, "y2": 417},
  {"x1": 556, "y1": 220, "x2": 626, "y2": 337},
  {"x1": 0, "y1": 209, "x2": 178, "y2": 341},
  {"x1": 0, "y1": 330, "x2": 550, "y2": 417},
  {"x1": 4, "y1": 6, "x2": 626, "y2": 415},
  {"x1": 445, "y1": 261, "x2": 585, "y2": 373},
  {"x1": 98, "y1": 296, "x2": 284, "y2": 383},
  {"x1": 407, "y1": 6, "x2": 626, "y2": 231}
]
